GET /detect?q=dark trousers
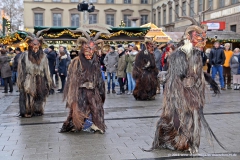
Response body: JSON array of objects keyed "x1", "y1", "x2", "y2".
[
  {"x1": 3, "y1": 77, "x2": 13, "y2": 92},
  {"x1": 223, "y1": 66, "x2": 231, "y2": 86},
  {"x1": 207, "y1": 63, "x2": 211, "y2": 74},
  {"x1": 118, "y1": 78, "x2": 125, "y2": 93},
  {"x1": 60, "y1": 75, "x2": 66, "y2": 91}
]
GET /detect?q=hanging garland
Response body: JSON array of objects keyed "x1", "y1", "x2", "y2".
[
  {"x1": 0, "y1": 33, "x2": 25, "y2": 45},
  {"x1": 207, "y1": 37, "x2": 240, "y2": 43},
  {"x1": 42, "y1": 29, "x2": 149, "y2": 39}
]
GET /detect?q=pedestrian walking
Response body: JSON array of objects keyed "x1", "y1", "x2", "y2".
[
  {"x1": 209, "y1": 41, "x2": 226, "y2": 90},
  {"x1": 0, "y1": 49, "x2": 13, "y2": 93},
  {"x1": 104, "y1": 46, "x2": 118, "y2": 94}
]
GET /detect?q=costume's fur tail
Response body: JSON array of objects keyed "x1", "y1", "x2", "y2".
[
  {"x1": 204, "y1": 72, "x2": 220, "y2": 94},
  {"x1": 72, "y1": 103, "x2": 87, "y2": 131},
  {"x1": 199, "y1": 107, "x2": 226, "y2": 150}
]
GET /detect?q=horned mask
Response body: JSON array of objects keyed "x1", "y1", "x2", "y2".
[
  {"x1": 24, "y1": 28, "x2": 49, "y2": 53},
  {"x1": 178, "y1": 7, "x2": 210, "y2": 49},
  {"x1": 70, "y1": 29, "x2": 104, "y2": 60}
]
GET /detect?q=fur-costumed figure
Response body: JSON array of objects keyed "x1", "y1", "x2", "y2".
[
  {"x1": 60, "y1": 30, "x2": 106, "y2": 133},
  {"x1": 132, "y1": 40, "x2": 159, "y2": 100},
  {"x1": 17, "y1": 29, "x2": 52, "y2": 118},
  {"x1": 149, "y1": 14, "x2": 224, "y2": 154}
]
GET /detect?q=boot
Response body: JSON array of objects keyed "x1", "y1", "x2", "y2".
[
  {"x1": 227, "y1": 85, "x2": 232, "y2": 89},
  {"x1": 233, "y1": 84, "x2": 238, "y2": 90},
  {"x1": 237, "y1": 84, "x2": 240, "y2": 90}
]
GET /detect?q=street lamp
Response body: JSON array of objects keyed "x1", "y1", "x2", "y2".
[{"x1": 77, "y1": 1, "x2": 95, "y2": 23}]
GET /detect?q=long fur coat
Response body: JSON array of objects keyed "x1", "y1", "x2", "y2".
[
  {"x1": 17, "y1": 50, "x2": 52, "y2": 117},
  {"x1": 60, "y1": 52, "x2": 106, "y2": 133},
  {"x1": 132, "y1": 50, "x2": 158, "y2": 100},
  {"x1": 151, "y1": 46, "x2": 223, "y2": 153}
]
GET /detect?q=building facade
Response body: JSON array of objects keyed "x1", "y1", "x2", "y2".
[
  {"x1": 153, "y1": 0, "x2": 240, "y2": 34},
  {"x1": 23, "y1": 0, "x2": 153, "y2": 32}
]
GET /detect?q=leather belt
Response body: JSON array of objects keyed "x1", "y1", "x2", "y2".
[{"x1": 80, "y1": 82, "x2": 94, "y2": 89}]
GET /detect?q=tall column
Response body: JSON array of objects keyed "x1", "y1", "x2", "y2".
[
  {"x1": 186, "y1": 0, "x2": 190, "y2": 16},
  {"x1": 213, "y1": 0, "x2": 218, "y2": 10}
]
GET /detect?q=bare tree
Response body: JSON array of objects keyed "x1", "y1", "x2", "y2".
[{"x1": 0, "y1": 0, "x2": 24, "y2": 32}]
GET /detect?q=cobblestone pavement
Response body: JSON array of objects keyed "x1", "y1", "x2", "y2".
[{"x1": 0, "y1": 84, "x2": 240, "y2": 160}]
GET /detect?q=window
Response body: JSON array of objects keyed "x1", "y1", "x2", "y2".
[
  {"x1": 106, "y1": 14, "x2": 114, "y2": 26},
  {"x1": 123, "y1": 14, "x2": 131, "y2": 27},
  {"x1": 141, "y1": 0, "x2": 148, "y2": 4},
  {"x1": 34, "y1": 13, "x2": 43, "y2": 26},
  {"x1": 232, "y1": 0, "x2": 238, "y2": 4},
  {"x1": 230, "y1": 25, "x2": 237, "y2": 32},
  {"x1": 89, "y1": 14, "x2": 97, "y2": 24},
  {"x1": 158, "y1": 11, "x2": 161, "y2": 26},
  {"x1": 169, "y1": 7, "x2": 172, "y2": 23},
  {"x1": 53, "y1": 0, "x2": 61, "y2": 2},
  {"x1": 175, "y1": 4, "x2": 179, "y2": 20},
  {"x1": 106, "y1": 0, "x2": 114, "y2": 3},
  {"x1": 190, "y1": 0, "x2": 194, "y2": 17},
  {"x1": 153, "y1": 13, "x2": 156, "y2": 25},
  {"x1": 70, "y1": 0, "x2": 78, "y2": 2},
  {"x1": 198, "y1": 0, "x2": 203, "y2": 12},
  {"x1": 71, "y1": 14, "x2": 79, "y2": 27},
  {"x1": 53, "y1": 13, "x2": 62, "y2": 26},
  {"x1": 140, "y1": 15, "x2": 148, "y2": 25},
  {"x1": 163, "y1": 9, "x2": 166, "y2": 25},
  {"x1": 89, "y1": 0, "x2": 97, "y2": 3},
  {"x1": 124, "y1": 0, "x2": 131, "y2": 4},
  {"x1": 182, "y1": 1, "x2": 186, "y2": 16},
  {"x1": 219, "y1": 0, "x2": 225, "y2": 8},
  {"x1": 208, "y1": 0, "x2": 213, "y2": 10}
]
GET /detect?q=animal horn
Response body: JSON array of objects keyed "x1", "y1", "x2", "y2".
[
  {"x1": 93, "y1": 32, "x2": 103, "y2": 41},
  {"x1": 198, "y1": 6, "x2": 211, "y2": 23},
  {"x1": 76, "y1": 37, "x2": 88, "y2": 47},
  {"x1": 178, "y1": 16, "x2": 199, "y2": 26},
  {"x1": 69, "y1": 29, "x2": 91, "y2": 41},
  {"x1": 36, "y1": 28, "x2": 50, "y2": 38},
  {"x1": 24, "y1": 36, "x2": 34, "y2": 42},
  {"x1": 94, "y1": 39, "x2": 104, "y2": 44}
]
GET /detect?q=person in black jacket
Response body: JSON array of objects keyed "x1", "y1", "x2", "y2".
[
  {"x1": 209, "y1": 41, "x2": 226, "y2": 90},
  {"x1": 58, "y1": 51, "x2": 68, "y2": 93},
  {"x1": 47, "y1": 46, "x2": 57, "y2": 79},
  {"x1": 13, "y1": 47, "x2": 22, "y2": 91}
]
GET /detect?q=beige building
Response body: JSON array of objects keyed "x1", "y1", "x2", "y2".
[
  {"x1": 153, "y1": 0, "x2": 240, "y2": 34},
  {"x1": 23, "y1": 0, "x2": 153, "y2": 32}
]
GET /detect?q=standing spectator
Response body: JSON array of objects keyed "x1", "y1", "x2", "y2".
[
  {"x1": 13, "y1": 47, "x2": 22, "y2": 91},
  {"x1": 209, "y1": 41, "x2": 226, "y2": 90},
  {"x1": 58, "y1": 51, "x2": 68, "y2": 93},
  {"x1": 116, "y1": 47, "x2": 126, "y2": 95},
  {"x1": 47, "y1": 46, "x2": 57, "y2": 94},
  {"x1": 7, "y1": 48, "x2": 16, "y2": 84},
  {"x1": 205, "y1": 48, "x2": 212, "y2": 74},
  {"x1": 230, "y1": 48, "x2": 240, "y2": 90},
  {"x1": 47, "y1": 46, "x2": 57, "y2": 79},
  {"x1": 0, "y1": 49, "x2": 13, "y2": 93},
  {"x1": 98, "y1": 50, "x2": 106, "y2": 80},
  {"x1": 104, "y1": 46, "x2": 118, "y2": 94},
  {"x1": 223, "y1": 43, "x2": 233, "y2": 89},
  {"x1": 153, "y1": 42, "x2": 161, "y2": 94},
  {"x1": 125, "y1": 45, "x2": 138, "y2": 95}
]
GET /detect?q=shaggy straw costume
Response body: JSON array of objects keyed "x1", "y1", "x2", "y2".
[
  {"x1": 60, "y1": 30, "x2": 106, "y2": 133},
  {"x1": 150, "y1": 14, "x2": 224, "y2": 153},
  {"x1": 132, "y1": 41, "x2": 158, "y2": 100},
  {"x1": 17, "y1": 29, "x2": 52, "y2": 117}
]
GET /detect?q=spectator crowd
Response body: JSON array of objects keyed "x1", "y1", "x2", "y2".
[{"x1": 1, "y1": 41, "x2": 240, "y2": 95}]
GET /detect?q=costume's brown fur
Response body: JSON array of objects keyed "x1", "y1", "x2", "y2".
[
  {"x1": 150, "y1": 48, "x2": 224, "y2": 153},
  {"x1": 132, "y1": 50, "x2": 158, "y2": 100},
  {"x1": 28, "y1": 50, "x2": 44, "y2": 65},
  {"x1": 17, "y1": 49, "x2": 52, "y2": 117},
  {"x1": 60, "y1": 51, "x2": 106, "y2": 132}
]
